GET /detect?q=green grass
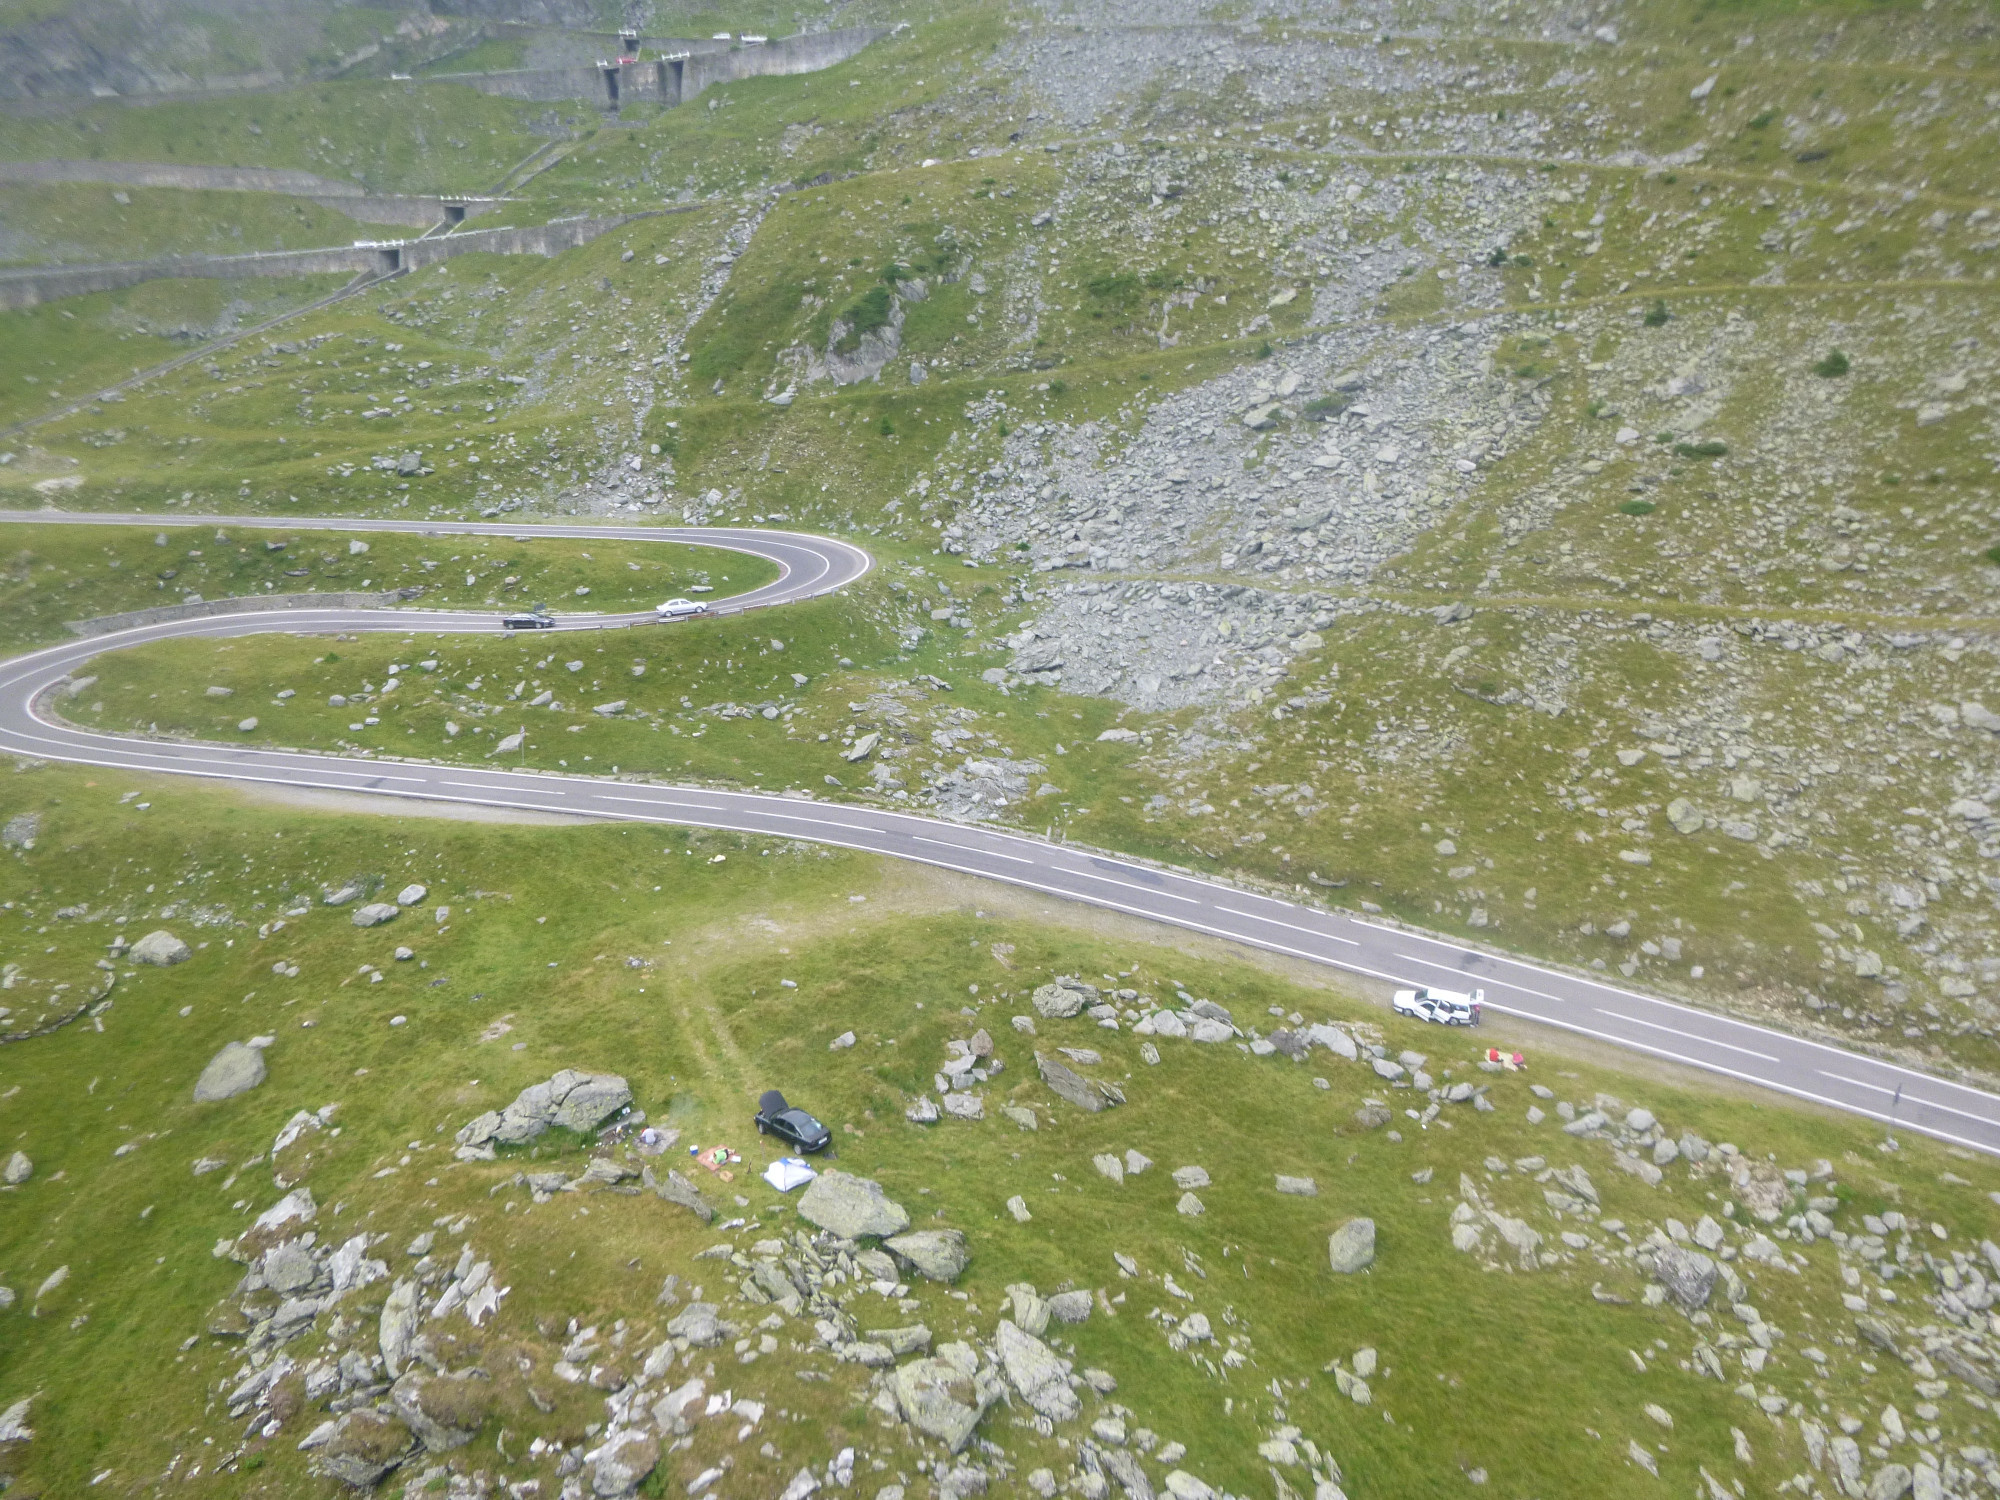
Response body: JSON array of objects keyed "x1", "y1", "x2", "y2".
[
  {"x1": 0, "y1": 183, "x2": 416, "y2": 267},
  {"x1": 0, "y1": 760, "x2": 1994, "y2": 1497},
  {"x1": 0, "y1": 82, "x2": 595, "y2": 198}
]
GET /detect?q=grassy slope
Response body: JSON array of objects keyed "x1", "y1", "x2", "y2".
[
  {"x1": 0, "y1": 84, "x2": 596, "y2": 198},
  {"x1": 0, "y1": 760, "x2": 1995, "y2": 1498},
  {"x1": 0, "y1": 184, "x2": 420, "y2": 267}
]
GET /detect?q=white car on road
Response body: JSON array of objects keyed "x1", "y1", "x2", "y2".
[
  {"x1": 656, "y1": 597, "x2": 710, "y2": 619},
  {"x1": 1392, "y1": 985, "x2": 1483, "y2": 1026}
]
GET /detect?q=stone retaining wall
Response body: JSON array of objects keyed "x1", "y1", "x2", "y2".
[{"x1": 65, "y1": 588, "x2": 428, "y2": 639}]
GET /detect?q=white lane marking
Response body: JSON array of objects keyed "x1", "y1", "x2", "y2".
[
  {"x1": 1071, "y1": 869, "x2": 1201, "y2": 903},
  {"x1": 913, "y1": 834, "x2": 1035, "y2": 865},
  {"x1": 598, "y1": 795, "x2": 730, "y2": 812},
  {"x1": 1214, "y1": 905, "x2": 1361, "y2": 948},
  {"x1": 1476, "y1": 999, "x2": 1997, "y2": 1154},
  {"x1": 1817, "y1": 1072, "x2": 1999, "y2": 1130},
  {"x1": 1607, "y1": 1010, "x2": 1779, "y2": 1063}
]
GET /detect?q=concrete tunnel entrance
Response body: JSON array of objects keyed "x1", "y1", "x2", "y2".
[
  {"x1": 441, "y1": 203, "x2": 467, "y2": 227},
  {"x1": 375, "y1": 246, "x2": 402, "y2": 274},
  {"x1": 601, "y1": 65, "x2": 620, "y2": 109}
]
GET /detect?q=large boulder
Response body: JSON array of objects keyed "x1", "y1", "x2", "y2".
[
  {"x1": 379, "y1": 1279, "x2": 419, "y2": 1377},
  {"x1": 390, "y1": 1370, "x2": 492, "y2": 1451},
  {"x1": 194, "y1": 1041, "x2": 266, "y2": 1102},
  {"x1": 1031, "y1": 977, "x2": 1097, "y2": 1019},
  {"x1": 996, "y1": 1319, "x2": 1080, "y2": 1421},
  {"x1": 892, "y1": 1357, "x2": 999, "y2": 1452},
  {"x1": 129, "y1": 929, "x2": 191, "y2": 966},
  {"x1": 307, "y1": 1409, "x2": 415, "y2": 1488},
  {"x1": 885, "y1": 1230, "x2": 968, "y2": 1283},
  {"x1": 1328, "y1": 1218, "x2": 1376, "y2": 1274},
  {"x1": 351, "y1": 902, "x2": 399, "y2": 928},
  {"x1": 2, "y1": 1151, "x2": 30, "y2": 1185},
  {"x1": 648, "y1": 1167, "x2": 715, "y2": 1223},
  {"x1": 454, "y1": 1070, "x2": 632, "y2": 1156},
  {"x1": 666, "y1": 1302, "x2": 725, "y2": 1347},
  {"x1": 1650, "y1": 1245, "x2": 1717, "y2": 1310},
  {"x1": 1036, "y1": 1052, "x2": 1123, "y2": 1113},
  {"x1": 591, "y1": 1430, "x2": 660, "y2": 1496},
  {"x1": 798, "y1": 1170, "x2": 910, "y2": 1239}
]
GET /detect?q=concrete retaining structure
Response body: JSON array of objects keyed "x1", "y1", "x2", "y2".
[
  {"x1": 433, "y1": 26, "x2": 888, "y2": 108},
  {"x1": 0, "y1": 211, "x2": 657, "y2": 311},
  {"x1": 66, "y1": 588, "x2": 428, "y2": 639}
]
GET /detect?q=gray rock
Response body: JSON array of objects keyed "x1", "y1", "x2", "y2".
[
  {"x1": 260, "y1": 1239, "x2": 317, "y2": 1295},
  {"x1": 799, "y1": 1170, "x2": 911, "y2": 1239},
  {"x1": 194, "y1": 1041, "x2": 267, "y2": 1102},
  {"x1": 1328, "y1": 1218, "x2": 1376, "y2": 1273},
  {"x1": 1001, "y1": 1104, "x2": 1039, "y2": 1131},
  {"x1": 1172, "y1": 1166, "x2": 1210, "y2": 1190},
  {"x1": 591, "y1": 1430, "x2": 661, "y2": 1496},
  {"x1": 1176, "y1": 1192, "x2": 1204, "y2": 1216},
  {"x1": 379, "y1": 1279, "x2": 419, "y2": 1377},
  {"x1": 1353, "y1": 1103, "x2": 1391, "y2": 1129},
  {"x1": 2, "y1": 1151, "x2": 30, "y2": 1185},
  {"x1": 997, "y1": 1318, "x2": 1080, "y2": 1421},
  {"x1": 892, "y1": 1356, "x2": 999, "y2": 1452},
  {"x1": 455, "y1": 1070, "x2": 632, "y2": 1153},
  {"x1": 1124, "y1": 1150, "x2": 1151, "y2": 1175},
  {"x1": 390, "y1": 1370, "x2": 491, "y2": 1453},
  {"x1": 1093, "y1": 1152, "x2": 1124, "y2": 1184},
  {"x1": 1650, "y1": 1245, "x2": 1717, "y2": 1310},
  {"x1": 396, "y1": 884, "x2": 428, "y2": 906},
  {"x1": 351, "y1": 902, "x2": 399, "y2": 928},
  {"x1": 129, "y1": 929, "x2": 191, "y2": 966},
  {"x1": 868, "y1": 1324, "x2": 932, "y2": 1356},
  {"x1": 906, "y1": 1096, "x2": 941, "y2": 1124},
  {"x1": 1046, "y1": 1290, "x2": 1093, "y2": 1325},
  {"x1": 308, "y1": 1409, "x2": 414, "y2": 1487},
  {"x1": 650, "y1": 1168, "x2": 715, "y2": 1224},
  {"x1": 941, "y1": 1092, "x2": 985, "y2": 1121},
  {"x1": 667, "y1": 1302, "x2": 725, "y2": 1347},
  {"x1": 1, "y1": 812, "x2": 38, "y2": 849},
  {"x1": 1867, "y1": 1465, "x2": 1913, "y2": 1500},
  {"x1": 886, "y1": 1229, "x2": 969, "y2": 1283},
  {"x1": 1032, "y1": 977, "x2": 1097, "y2": 1018},
  {"x1": 1036, "y1": 1051, "x2": 1122, "y2": 1112},
  {"x1": 1275, "y1": 1175, "x2": 1317, "y2": 1197}
]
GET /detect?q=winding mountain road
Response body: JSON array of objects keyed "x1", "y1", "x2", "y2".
[{"x1": 4, "y1": 510, "x2": 1996, "y2": 1156}]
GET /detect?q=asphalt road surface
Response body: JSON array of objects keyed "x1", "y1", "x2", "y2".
[{"x1": 4, "y1": 509, "x2": 1996, "y2": 1157}]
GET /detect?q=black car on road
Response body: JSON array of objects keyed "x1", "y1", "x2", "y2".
[{"x1": 755, "y1": 1090, "x2": 831, "y2": 1153}]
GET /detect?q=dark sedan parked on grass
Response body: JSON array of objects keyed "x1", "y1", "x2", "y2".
[{"x1": 755, "y1": 1090, "x2": 832, "y2": 1153}]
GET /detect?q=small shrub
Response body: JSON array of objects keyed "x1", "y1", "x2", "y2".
[
  {"x1": 1619, "y1": 499, "x2": 1657, "y2": 516},
  {"x1": 1048, "y1": 379, "x2": 1068, "y2": 396},
  {"x1": 1673, "y1": 439, "x2": 1729, "y2": 458},
  {"x1": 1487, "y1": 246, "x2": 1508, "y2": 267},
  {"x1": 878, "y1": 415, "x2": 895, "y2": 436},
  {"x1": 1984, "y1": 543, "x2": 2000, "y2": 565},
  {"x1": 1643, "y1": 299, "x2": 1671, "y2": 327},
  {"x1": 1813, "y1": 349, "x2": 1850, "y2": 378},
  {"x1": 1256, "y1": 340, "x2": 1274, "y2": 359},
  {"x1": 1749, "y1": 109, "x2": 1778, "y2": 129},
  {"x1": 1511, "y1": 254, "x2": 1533, "y2": 268},
  {"x1": 1302, "y1": 393, "x2": 1351, "y2": 421}
]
